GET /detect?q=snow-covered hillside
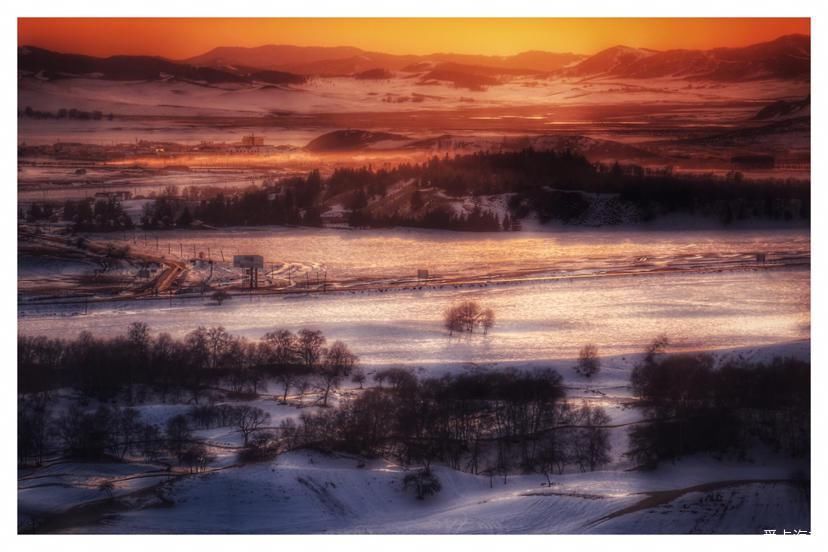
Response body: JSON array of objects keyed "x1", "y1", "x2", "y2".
[{"x1": 28, "y1": 449, "x2": 805, "y2": 534}]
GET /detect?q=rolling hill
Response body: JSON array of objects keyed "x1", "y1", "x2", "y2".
[
  {"x1": 18, "y1": 46, "x2": 306, "y2": 85},
  {"x1": 184, "y1": 45, "x2": 583, "y2": 76},
  {"x1": 20, "y1": 35, "x2": 809, "y2": 85},
  {"x1": 566, "y1": 34, "x2": 809, "y2": 81}
]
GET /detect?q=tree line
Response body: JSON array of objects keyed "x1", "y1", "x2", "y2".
[
  {"x1": 627, "y1": 336, "x2": 810, "y2": 468},
  {"x1": 280, "y1": 368, "x2": 612, "y2": 484},
  {"x1": 23, "y1": 149, "x2": 810, "y2": 233},
  {"x1": 29, "y1": 150, "x2": 809, "y2": 234},
  {"x1": 19, "y1": 106, "x2": 114, "y2": 120},
  {"x1": 23, "y1": 197, "x2": 134, "y2": 231},
  {"x1": 19, "y1": 325, "x2": 810, "y2": 485},
  {"x1": 18, "y1": 394, "x2": 280, "y2": 469},
  {"x1": 18, "y1": 323, "x2": 358, "y2": 405}
]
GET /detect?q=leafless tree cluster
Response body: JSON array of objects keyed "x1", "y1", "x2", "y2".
[
  {"x1": 280, "y1": 368, "x2": 613, "y2": 482},
  {"x1": 403, "y1": 468, "x2": 442, "y2": 500},
  {"x1": 18, "y1": 323, "x2": 361, "y2": 467},
  {"x1": 443, "y1": 301, "x2": 495, "y2": 336},
  {"x1": 574, "y1": 344, "x2": 601, "y2": 378},
  {"x1": 627, "y1": 336, "x2": 810, "y2": 469},
  {"x1": 18, "y1": 398, "x2": 280, "y2": 469},
  {"x1": 18, "y1": 324, "x2": 358, "y2": 407}
]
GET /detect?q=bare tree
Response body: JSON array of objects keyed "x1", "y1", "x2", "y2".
[
  {"x1": 297, "y1": 329, "x2": 326, "y2": 371},
  {"x1": 139, "y1": 423, "x2": 163, "y2": 462},
  {"x1": 18, "y1": 395, "x2": 51, "y2": 466},
  {"x1": 537, "y1": 430, "x2": 570, "y2": 484},
  {"x1": 351, "y1": 368, "x2": 366, "y2": 389},
  {"x1": 318, "y1": 341, "x2": 358, "y2": 406},
  {"x1": 127, "y1": 322, "x2": 151, "y2": 355},
  {"x1": 112, "y1": 407, "x2": 142, "y2": 458},
  {"x1": 481, "y1": 308, "x2": 495, "y2": 335},
  {"x1": 165, "y1": 414, "x2": 192, "y2": 462},
  {"x1": 263, "y1": 330, "x2": 297, "y2": 367},
  {"x1": 572, "y1": 403, "x2": 612, "y2": 472},
  {"x1": 263, "y1": 330, "x2": 302, "y2": 401},
  {"x1": 373, "y1": 367, "x2": 417, "y2": 391},
  {"x1": 126, "y1": 322, "x2": 151, "y2": 402},
  {"x1": 403, "y1": 469, "x2": 442, "y2": 500},
  {"x1": 575, "y1": 344, "x2": 601, "y2": 378},
  {"x1": 205, "y1": 326, "x2": 234, "y2": 371},
  {"x1": 181, "y1": 443, "x2": 215, "y2": 473},
  {"x1": 443, "y1": 300, "x2": 495, "y2": 336},
  {"x1": 236, "y1": 406, "x2": 271, "y2": 446}
]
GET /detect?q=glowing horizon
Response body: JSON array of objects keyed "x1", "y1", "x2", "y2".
[{"x1": 18, "y1": 18, "x2": 809, "y2": 59}]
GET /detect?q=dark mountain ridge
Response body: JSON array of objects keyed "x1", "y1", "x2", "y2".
[
  {"x1": 184, "y1": 44, "x2": 583, "y2": 76},
  {"x1": 566, "y1": 34, "x2": 809, "y2": 81},
  {"x1": 20, "y1": 34, "x2": 809, "y2": 85},
  {"x1": 18, "y1": 46, "x2": 306, "y2": 85}
]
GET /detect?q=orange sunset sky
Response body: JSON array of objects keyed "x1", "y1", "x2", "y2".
[{"x1": 18, "y1": 18, "x2": 809, "y2": 58}]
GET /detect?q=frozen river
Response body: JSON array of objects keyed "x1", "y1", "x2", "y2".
[
  {"x1": 18, "y1": 227, "x2": 810, "y2": 368},
  {"x1": 93, "y1": 225, "x2": 811, "y2": 283}
]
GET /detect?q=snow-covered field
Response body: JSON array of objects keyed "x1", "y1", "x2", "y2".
[
  {"x1": 17, "y1": 226, "x2": 810, "y2": 534},
  {"x1": 18, "y1": 268, "x2": 810, "y2": 367},
  {"x1": 18, "y1": 334, "x2": 810, "y2": 534},
  {"x1": 19, "y1": 227, "x2": 810, "y2": 367},
  {"x1": 18, "y1": 74, "x2": 807, "y2": 124},
  {"x1": 27, "y1": 448, "x2": 806, "y2": 534}
]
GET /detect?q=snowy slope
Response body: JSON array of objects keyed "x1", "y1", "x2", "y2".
[{"x1": 73, "y1": 451, "x2": 808, "y2": 534}]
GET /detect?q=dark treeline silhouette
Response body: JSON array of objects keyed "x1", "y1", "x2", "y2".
[
  {"x1": 444, "y1": 300, "x2": 495, "y2": 336},
  {"x1": 17, "y1": 396, "x2": 280, "y2": 470},
  {"x1": 132, "y1": 149, "x2": 809, "y2": 232},
  {"x1": 19, "y1": 386, "x2": 285, "y2": 467},
  {"x1": 140, "y1": 173, "x2": 324, "y2": 229},
  {"x1": 63, "y1": 197, "x2": 133, "y2": 231},
  {"x1": 18, "y1": 325, "x2": 810, "y2": 483},
  {"x1": 23, "y1": 197, "x2": 134, "y2": 231},
  {"x1": 21, "y1": 202, "x2": 56, "y2": 222},
  {"x1": 18, "y1": 324, "x2": 356, "y2": 404},
  {"x1": 18, "y1": 324, "x2": 356, "y2": 466},
  {"x1": 19, "y1": 106, "x2": 113, "y2": 120},
  {"x1": 281, "y1": 368, "x2": 612, "y2": 481},
  {"x1": 627, "y1": 336, "x2": 810, "y2": 469}
]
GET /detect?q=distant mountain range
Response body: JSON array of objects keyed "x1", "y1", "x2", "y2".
[
  {"x1": 183, "y1": 45, "x2": 583, "y2": 75},
  {"x1": 18, "y1": 46, "x2": 307, "y2": 85},
  {"x1": 19, "y1": 34, "x2": 809, "y2": 84},
  {"x1": 564, "y1": 34, "x2": 809, "y2": 81},
  {"x1": 183, "y1": 34, "x2": 810, "y2": 81}
]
